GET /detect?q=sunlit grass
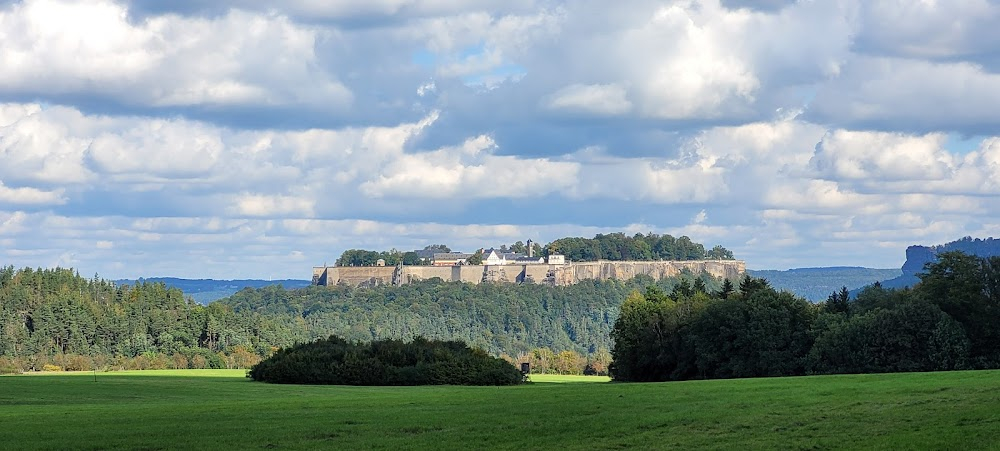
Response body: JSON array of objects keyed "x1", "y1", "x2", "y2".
[
  {"x1": 1, "y1": 369, "x2": 998, "y2": 450},
  {"x1": 527, "y1": 374, "x2": 610, "y2": 383},
  {"x1": 18, "y1": 368, "x2": 246, "y2": 378}
]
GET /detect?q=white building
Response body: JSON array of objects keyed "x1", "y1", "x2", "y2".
[{"x1": 482, "y1": 249, "x2": 544, "y2": 265}]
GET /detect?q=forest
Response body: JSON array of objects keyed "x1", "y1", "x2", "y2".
[
  {"x1": 610, "y1": 251, "x2": 1000, "y2": 381},
  {"x1": 335, "y1": 233, "x2": 734, "y2": 267},
  {"x1": 4, "y1": 250, "x2": 996, "y2": 380},
  {"x1": 0, "y1": 264, "x2": 713, "y2": 374}
]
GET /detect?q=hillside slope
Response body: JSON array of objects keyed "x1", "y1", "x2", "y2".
[
  {"x1": 114, "y1": 277, "x2": 311, "y2": 303},
  {"x1": 747, "y1": 267, "x2": 900, "y2": 301}
]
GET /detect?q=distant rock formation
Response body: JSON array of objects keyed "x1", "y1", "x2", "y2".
[{"x1": 869, "y1": 237, "x2": 1000, "y2": 291}]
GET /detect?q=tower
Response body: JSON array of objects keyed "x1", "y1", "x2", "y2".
[{"x1": 527, "y1": 239, "x2": 533, "y2": 257}]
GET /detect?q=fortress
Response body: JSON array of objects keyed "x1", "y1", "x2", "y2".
[{"x1": 312, "y1": 259, "x2": 746, "y2": 287}]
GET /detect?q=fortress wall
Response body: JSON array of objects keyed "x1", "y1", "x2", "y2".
[
  {"x1": 458, "y1": 266, "x2": 484, "y2": 283},
  {"x1": 312, "y1": 267, "x2": 340, "y2": 286},
  {"x1": 334, "y1": 266, "x2": 396, "y2": 286},
  {"x1": 522, "y1": 265, "x2": 551, "y2": 284},
  {"x1": 482, "y1": 265, "x2": 521, "y2": 283},
  {"x1": 549, "y1": 260, "x2": 745, "y2": 285},
  {"x1": 313, "y1": 260, "x2": 745, "y2": 287},
  {"x1": 402, "y1": 266, "x2": 459, "y2": 283}
]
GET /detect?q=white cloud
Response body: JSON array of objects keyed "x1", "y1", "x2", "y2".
[
  {"x1": 809, "y1": 57, "x2": 1000, "y2": 132},
  {"x1": 0, "y1": 181, "x2": 64, "y2": 205},
  {"x1": 86, "y1": 119, "x2": 225, "y2": 178},
  {"x1": 0, "y1": 105, "x2": 96, "y2": 185},
  {"x1": 0, "y1": 103, "x2": 42, "y2": 126},
  {"x1": 230, "y1": 194, "x2": 316, "y2": 218},
  {"x1": 811, "y1": 131, "x2": 954, "y2": 181},
  {"x1": 545, "y1": 83, "x2": 632, "y2": 115},
  {"x1": 0, "y1": 210, "x2": 29, "y2": 235},
  {"x1": 763, "y1": 179, "x2": 884, "y2": 214},
  {"x1": 5, "y1": 0, "x2": 1000, "y2": 277},
  {"x1": 359, "y1": 135, "x2": 579, "y2": 199},
  {"x1": 633, "y1": 3, "x2": 760, "y2": 118},
  {"x1": 854, "y1": 1, "x2": 1000, "y2": 60},
  {"x1": 0, "y1": 0, "x2": 352, "y2": 109},
  {"x1": 417, "y1": 81, "x2": 436, "y2": 96}
]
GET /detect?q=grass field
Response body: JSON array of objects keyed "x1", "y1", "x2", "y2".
[{"x1": 2, "y1": 369, "x2": 999, "y2": 450}]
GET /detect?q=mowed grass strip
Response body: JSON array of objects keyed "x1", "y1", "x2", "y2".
[{"x1": 1, "y1": 370, "x2": 999, "y2": 450}]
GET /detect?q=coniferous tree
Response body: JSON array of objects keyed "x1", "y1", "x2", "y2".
[{"x1": 716, "y1": 278, "x2": 734, "y2": 300}]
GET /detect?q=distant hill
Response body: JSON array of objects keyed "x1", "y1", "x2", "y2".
[
  {"x1": 748, "y1": 267, "x2": 901, "y2": 302},
  {"x1": 867, "y1": 236, "x2": 1000, "y2": 292},
  {"x1": 113, "y1": 277, "x2": 312, "y2": 304}
]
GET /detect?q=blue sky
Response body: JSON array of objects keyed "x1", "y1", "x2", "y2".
[{"x1": 2, "y1": 0, "x2": 1000, "y2": 279}]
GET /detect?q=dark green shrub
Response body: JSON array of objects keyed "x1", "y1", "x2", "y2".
[
  {"x1": 809, "y1": 300, "x2": 969, "y2": 374},
  {"x1": 249, "y1": 335, "x2": 523, "y2": 386}
]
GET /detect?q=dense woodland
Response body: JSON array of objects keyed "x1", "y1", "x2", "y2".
[
  {"x1": 0, "y1": 264, "x2": 712, "y2": 374},
  {"x1": 4, "y1": 250, "x2": 995, "y2": 380},
  {"x1": 611, "y1": 252, "x2": 1000, "y2": 381},
  {"x1": 0, "y1": 267, "x2": 269, "y2": 372}
]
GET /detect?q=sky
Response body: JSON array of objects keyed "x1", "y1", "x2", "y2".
[{"x1": 2, "y1": 0, "x2": 1000, "y2": 279}]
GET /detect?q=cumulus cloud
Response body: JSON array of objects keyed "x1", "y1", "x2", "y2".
[
  {"x1": 544, "y1": 84, "x2": 632, "y2": 115},
  {"x1": 853, "y1": 1, "x2": 1000, "y2": 61},
  {"x1": 811, "y1": 131, "x2": 954, "y2": 181},
  {"x1": 230, "y1": 194, "x2": 316, "y2": 218},
  {"x1": 0, "y1": 181, "x2": 65, "y2": 205},
  {"x1": 809, "y1": 57, "x2": 1000, "y2": 133},
  {"x1": 643, "y1": 10, "x2": 758, "y2": 117},
  {"x1": 86, "y1": 119, "x2": 225, "y2": 178},
  {"x1": 0, "y1": 105, "x2": 97, "y2": 185},
  {"x1": 359, "y1": 135, "x2": 579, "y2": 199},
  {"x1": 4, "y1": 0, "x2": 1000, "y2": 277},
  {"x1": 0, "y1": 0, "x2": 352, "y2": 109}
]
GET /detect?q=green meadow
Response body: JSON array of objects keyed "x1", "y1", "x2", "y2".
[{"x1": 1, "y1": 370, "x2": 999, "y2": 450}]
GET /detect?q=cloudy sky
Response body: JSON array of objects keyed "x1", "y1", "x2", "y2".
[{"x1": 2, "y1": 0, "x2": 999, "y2": 279}]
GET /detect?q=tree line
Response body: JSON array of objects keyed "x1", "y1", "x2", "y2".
[
  {"x1": 545, "y1": 232, "x2": 733, "y2": 262},
  {"x1": 0, "y1": 266, "x2": 278, "y2": 373},
  {"x1": 610, "y1": 251, "x2": 1000, "y2": 381},
  {"x1": 0, "y1": 264, "x2": 713, "y2": 373},
  {"x1": 220, "y1": 275, "x2": 716, "y2": 358},
  {"x1": 336, "y1": 233, "x2": 733, "y2": 267},
  {"x1": 18, "y1": 251, "x2": 990, "y2": 381}
]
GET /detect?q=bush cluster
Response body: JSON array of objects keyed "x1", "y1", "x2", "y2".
[
  {"x1": 0, "y1": 347, "x2": 262, "y2": 374},
  {"x1": 611, "y1": 252, "x2": 1000, "y2": 382},
  {"x1": 249, "y1": 335, "x2": 524, "y2": 386}
]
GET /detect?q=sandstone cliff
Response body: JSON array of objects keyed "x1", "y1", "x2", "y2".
[{"x1": 313, "y1": 260, "x2": 746, "y2": 288}]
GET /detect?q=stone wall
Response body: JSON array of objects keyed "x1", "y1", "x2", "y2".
[{"x1": 313, "y1": 260, "x2": 746, "y2": 288}]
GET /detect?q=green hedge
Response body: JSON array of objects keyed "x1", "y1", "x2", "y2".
[{"x1": 248, "y1": 335, "x2": 524, "y2": 386}]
